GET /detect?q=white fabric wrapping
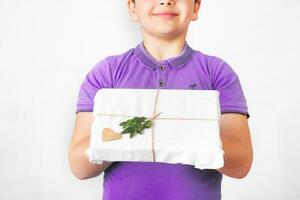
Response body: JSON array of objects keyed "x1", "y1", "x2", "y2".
[{"x1": 85, "y1": 88, "x2": 224, "y2": 170}]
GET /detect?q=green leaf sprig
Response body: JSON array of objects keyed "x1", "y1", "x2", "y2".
[{"x1": 119, "y1": 116, "x2": 153, "y2": 139}]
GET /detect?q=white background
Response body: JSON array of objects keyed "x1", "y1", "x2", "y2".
[{"x1": 0, "y1": 0, "x2": 299, "y2": 199}]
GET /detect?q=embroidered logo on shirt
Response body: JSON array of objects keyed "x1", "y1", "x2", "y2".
[{"x1": 189, "y1": 83, "x2": 198, "y2": 89}]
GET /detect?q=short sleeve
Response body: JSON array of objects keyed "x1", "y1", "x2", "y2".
[
  {"x1": 76, "y1": 58, "x2": 113, "y2": 113},
  {"x1": 211, "y1": 57, "x2": 250, "y2": 119}
]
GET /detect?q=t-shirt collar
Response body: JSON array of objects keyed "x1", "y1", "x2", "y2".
[{"x1": 134, "y1": 40, "x2": 194, "y2": 70}]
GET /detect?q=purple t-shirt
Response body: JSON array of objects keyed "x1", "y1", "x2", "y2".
[{"x1": 76, "y1": 41, "x2": 250, "y2": 200}]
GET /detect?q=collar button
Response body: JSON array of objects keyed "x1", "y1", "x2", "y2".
[
  {"x1": 158, "y1": 65, "x2": 165, "y2": 71},
  {"x1": 159, "y1": 80, "x2": 165, "y2": 87}
]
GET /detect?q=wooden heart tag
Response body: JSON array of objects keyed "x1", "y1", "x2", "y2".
[{"x1": 102, "y1": 128, "x2": 123, "y2": 142}]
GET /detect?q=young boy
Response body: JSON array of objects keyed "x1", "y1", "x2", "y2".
[{"x1": 68, "y1": 0, "x2": 253, "y2": 199}]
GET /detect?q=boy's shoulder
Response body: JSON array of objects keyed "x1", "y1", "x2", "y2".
[
  {"x1": 87, "y1": 47, "x2": 135, "y2": 73},
  {"x1": 190, "y1": 48, "x2": 237, "y2": 76},
  {"x1": 103, "y1": 46, "x2": 136, "y2": 64},
  {"x1": 192, "y1": 48, "x2": 243, "y2": 83},
  {"x1": 192, "y1": 48, "x2": 227, "y2": 66}
]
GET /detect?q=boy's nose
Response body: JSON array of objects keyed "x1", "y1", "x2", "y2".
[{"x1": 158, "y1": 0, "x2": 175, "y2": 6}]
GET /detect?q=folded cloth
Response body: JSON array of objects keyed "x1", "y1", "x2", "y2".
[{"x1": 85, "y1": 88, "x2": 224, "y2": 170}]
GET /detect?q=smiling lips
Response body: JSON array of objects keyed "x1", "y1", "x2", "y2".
[{"x1": 153, "y1": 12, "x2": 179, "y2": 18}]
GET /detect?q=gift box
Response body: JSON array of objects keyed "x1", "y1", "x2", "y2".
[{"x1": 85, "y1": 88, "x2": 224, "y2": 170}]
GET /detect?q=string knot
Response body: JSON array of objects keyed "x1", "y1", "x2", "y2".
[{"x1": 148, "y1": 112, "x2": 162, "y2": 121}]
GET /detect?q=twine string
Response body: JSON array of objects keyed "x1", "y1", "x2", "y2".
[{"x1": 149, "y1": 88, "x2": 160, "y2": 162}]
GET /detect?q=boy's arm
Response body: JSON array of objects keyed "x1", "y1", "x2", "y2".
[
  {"x1": 68, "y1": 112, "x2": 113, "y2": 180},
  {"x1": 216, "y1": 113, "x2": 253, "y2": 179}
]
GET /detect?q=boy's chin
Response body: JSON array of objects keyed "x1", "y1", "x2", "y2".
[
  {"x1": 151, "y1": 29, "x2": 183, "y2": 37},
  {"x1": 144, "y1": 25, "x2": 180, "y2": 33}
]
